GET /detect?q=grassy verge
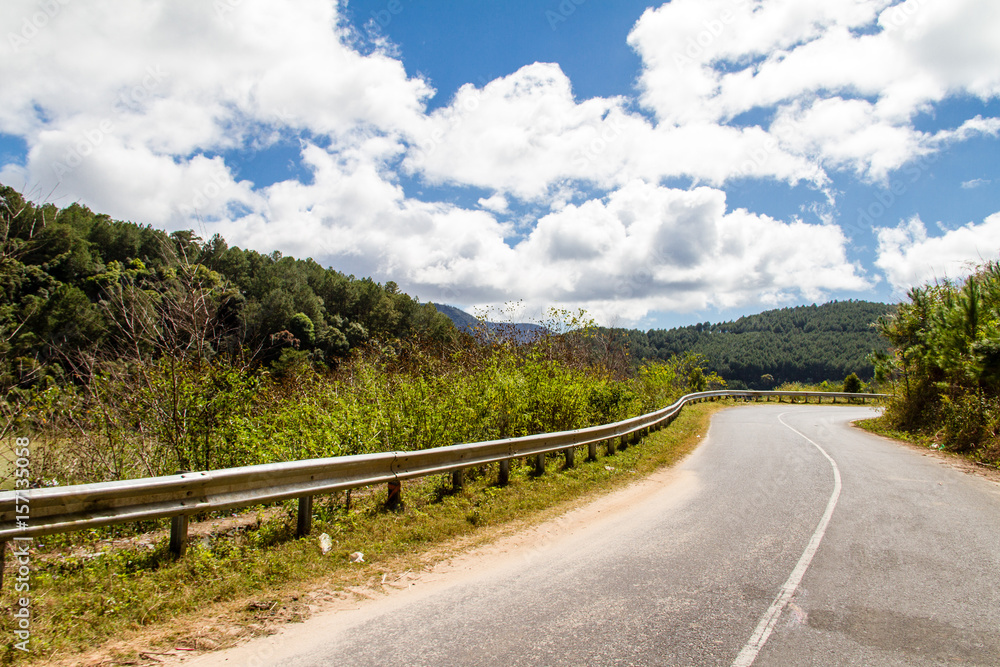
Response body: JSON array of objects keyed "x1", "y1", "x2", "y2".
[
  {"x1": 854, "y1": 416, "x2": 938, "y2": 448},
  {"x1": 855, "y1": 415, "x2": 1000, "y2": 469},
  {"x1": 3, "y1": 401, "x2": 728, "y2": 666}
]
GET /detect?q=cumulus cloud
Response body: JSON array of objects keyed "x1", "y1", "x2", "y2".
[
  {"x1": 404, "y1": 62, "x2": 824, "y2": 197},
  {"x1": 0, "y1": 0, "x2": 430, "y2": 226},
  {"x1": 506, "y1": 182, "x2": 870, "y2": 320},
  {"x1": 478, "y1": 194, "x2": 509, "y2": 213},
  {"x1": 404, "y1": 63, "x2": 633, "y2": 200},
  {"x1": 875, "y1": 213, "x2": 1000, "y2": 290},
  {"x1": 397, "y1": 0, "x2": 1000, "y2": 198},
  {"x1": 628, "y1": 0, "x2": 1000, "y2": 181}
]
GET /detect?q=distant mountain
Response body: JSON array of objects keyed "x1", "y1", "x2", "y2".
[
  {"x1": 430, "y1": 304, "x2": 480, "y2": 332},
  {"x1": 431, "y1": 304, "x2": 547, "y2": 340}
]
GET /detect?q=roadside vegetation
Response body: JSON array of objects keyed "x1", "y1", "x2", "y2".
[
  {"x1": 865, "y1": 260, "x2": 1000, "y2": 467},
  {"x1": 0, "y1": 349, "x2": 725, "y2": 664},
  {"x1": 1, "y1": 323, "x2": 725, "y2": 487}
]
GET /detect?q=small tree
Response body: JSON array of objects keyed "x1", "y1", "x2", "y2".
[
  {"x1": 288, "y1": 312, "x2": 316, "y2": 348},
  {"x1": 842, "y1": 372, "x2": 863, "y2": 394}
]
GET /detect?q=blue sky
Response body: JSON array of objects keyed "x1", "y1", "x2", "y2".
[{"x1": 2, "y1": 0, "x2": 1000, "y2": 329}]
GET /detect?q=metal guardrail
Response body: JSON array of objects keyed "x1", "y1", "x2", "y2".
[{"x1": 0, "y1": 390, "x2": 884, "y2": 575}]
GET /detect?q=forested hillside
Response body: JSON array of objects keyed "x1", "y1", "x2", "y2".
[
  {"x1": 602, "y1": 301, "x2": 894, "y2": 388},
  {"x1": 0, "y1": 185, "x2": 454, "y2": 394}
]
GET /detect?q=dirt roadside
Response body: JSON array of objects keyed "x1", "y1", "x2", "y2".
[{"x1": 27, "y1": 461, "x2": 698, "y2": 667}]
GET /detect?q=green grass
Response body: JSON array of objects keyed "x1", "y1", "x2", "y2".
[
  {"x1": 855, "y1": 416, "x2": 938, "y2": 448},
  {"x1": 0, "y1": 401, "x2": 727, "y2": 666},
  {"x1": 856, "y1": 414, "x2": 1000, "y2": 468}
]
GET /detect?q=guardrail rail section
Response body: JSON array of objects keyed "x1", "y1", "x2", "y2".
[{"x1": 0, "y1": 390, "x2": 885, "y2": 582}]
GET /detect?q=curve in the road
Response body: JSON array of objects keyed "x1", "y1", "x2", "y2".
[
  {"x1": 185, "y1": 405, "x2": 1000, "y2": 667},
  {"x1": 731, "y1": 412, "x2": 843, "y2": 667}
]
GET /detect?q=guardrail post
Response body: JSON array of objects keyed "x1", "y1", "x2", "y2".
[
  {"x1": 168, "y1": 469, "x2": 190, "y2": 558},
  {"x1": 587, "y1": 441, "x2": 597, "y2": 461},
  {"x1": 452, "y1": 468, "x2": 465, "y2": 492},
  {"x1": 606, "y1": 438, "x2": 616, "y2": 456},
  {"x1": 534, "y1": 453, "x2": 545, "y2": 475},
  {"x1": 564, "y1": 447, "x2": 575, "y2": 469},
  {"x1": 0, "y1": 540, "x2": 5, "y2": 589},
  {"x1": 385, "y1": 480, "x2": 403, "y2": 511},
  {"x1": 169, "y1": 514, "x2": 188, "y2": 557},
  {"x1": 498, "y1": 459, "x2": 510, "y2": 486},
  {"x1": 296, "y1": 495, "x2": 313, "y2": 537}
]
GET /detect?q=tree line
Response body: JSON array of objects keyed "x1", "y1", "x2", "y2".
[{"x1": 0, "y1": 184, "x2": 454, "y2": 397}]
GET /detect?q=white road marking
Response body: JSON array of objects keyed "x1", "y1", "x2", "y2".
[{"x1": 731, "y1": 412, "x2": 843, "y2": 667}]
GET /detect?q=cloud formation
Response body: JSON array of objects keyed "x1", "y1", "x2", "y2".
[
  {"x1": 2, "y1": 0, "x2": 999, "y2": 322},
  {"x1": 875, "y1": 214, "x2": 1000, "y2": 291}
]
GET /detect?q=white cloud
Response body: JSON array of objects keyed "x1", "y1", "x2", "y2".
[
  {"x1": 504, "y1": 182, "x2": 870, "y2": 320},
  {"x1": 404, "y1": 62, "x2": 630, "y2": 200},
  {"x1": 0, "y1": 0, "x2": 431, "y2": 226},
  {"x1": 399, "y1": 0, "x2": 1000, "y2": 199},
  {"x1": 961, "y1": 178, "x2": 990, "y2": 189},
  {"x1": 404, "y1": 62, "x2": 825, "y2": 197},
  {"x1": 478, "y1": 194, "x2": 509, "y2": 213},
  {"x1": 201, "y1": 140, "x2": 521, "y2": 305},
  {"x1": 875, "y1": 213, "x2": 1000, "y2": 290},
  {"x1": 219, "y1": 171, "x2": 871, "y2": 324},
  {"x1": 628, "y1": 0, "x2": 1000, "y2": 181}
]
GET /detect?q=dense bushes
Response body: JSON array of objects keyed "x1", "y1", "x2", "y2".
[
  {"x1": 3, "y1": 333, "x2": 723, "y2": 485},
  {"x1": 873, "y1": 261, "x2": 1000, "y2": 464}
]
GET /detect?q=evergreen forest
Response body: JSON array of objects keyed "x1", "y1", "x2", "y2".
[
  {"x1": 0, "y1": 184, "x2": 455, "y2": 397},
  {"x1": 593, "y1": 301, "x2": 894, "y2": 388}
]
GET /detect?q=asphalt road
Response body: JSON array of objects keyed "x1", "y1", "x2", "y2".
[{"x1": 191, "y1": 405, "x2": 1000, "y2": 666}]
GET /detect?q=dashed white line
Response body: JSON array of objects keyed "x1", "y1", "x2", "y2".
[{"x1": 731, "y1": 412, "x2": 843, "y2": 667}]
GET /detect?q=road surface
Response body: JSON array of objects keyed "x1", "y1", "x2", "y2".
[{"x1": 189, "y1": 404, "x2": 1000, "y2": 666}]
